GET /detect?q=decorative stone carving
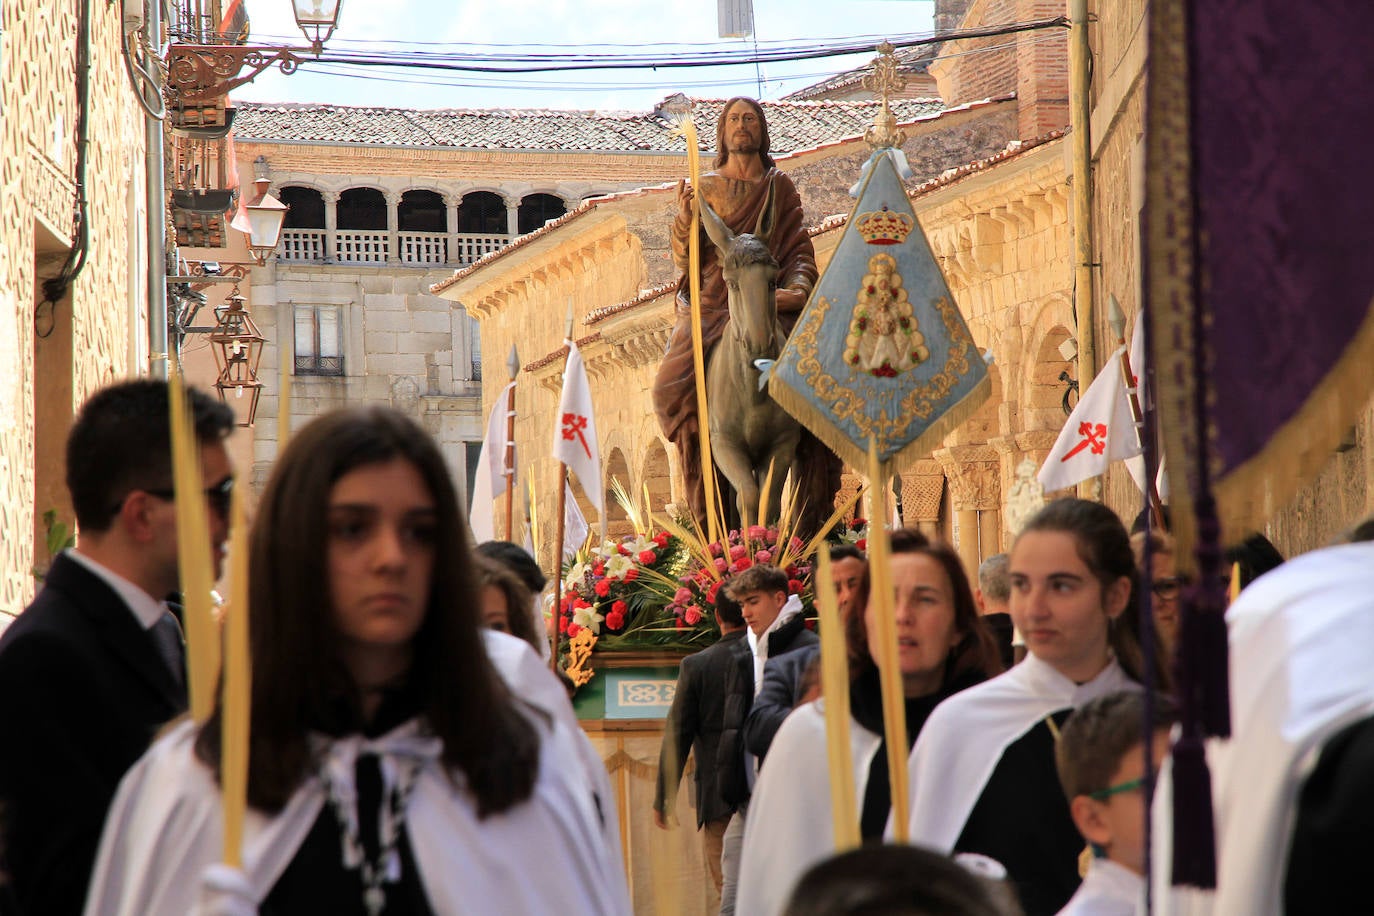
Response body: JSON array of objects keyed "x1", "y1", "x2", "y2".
[
  {"x1": 933, "y1": 444, "x2": 1001, "y2": 512},
  {"x1": 1004, "y1": 458, "x2": 1047, "y2": 537}
]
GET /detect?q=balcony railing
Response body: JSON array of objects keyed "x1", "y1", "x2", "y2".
[
  {"x1": 276, "y1": 229, "x2": 511, "y2": 268},
  {"x1": 336, "y1": 230, "x2": 390, "y2": 264},
  {"x1": 279, "y1": 229, "x2": 327, "y2": 262}
]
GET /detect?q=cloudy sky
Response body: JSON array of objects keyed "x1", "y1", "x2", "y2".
[{"x1": 233, "y1": 0, "x2": 936, "y2": 111}]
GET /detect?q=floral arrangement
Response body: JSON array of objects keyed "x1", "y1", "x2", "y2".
[
  {"x1": 831, "y1": 517, "x2": 870, "y2": 551},
  {"x1": 666, "y1": 524, "x2": 813, "y2": 630},
  {"x1": 557, "y1": 531, "x2": 717, "y2": 650}
]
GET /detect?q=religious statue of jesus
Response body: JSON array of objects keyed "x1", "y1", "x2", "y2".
[{"x1": 651, "y1": 97, "x2": 841, "y2": 536}]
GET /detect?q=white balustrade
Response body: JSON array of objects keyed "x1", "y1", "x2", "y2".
[
  {"x1": 452, "y1": 233, "x2": 510, "y2": 266},
  {"x1": 335, "y1": 230, "x2": 390, "y2": 264},
  {"x1": 278, "y1": 229, "x2": 326, "y2": 262},
  {"x1": 399, "y1": 231, "x2": 448, "y2": 265}
]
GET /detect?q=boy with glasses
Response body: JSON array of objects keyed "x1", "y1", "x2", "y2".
[{"x1": 1055, "y1": 691, "x2": 1176, "y2": 915}]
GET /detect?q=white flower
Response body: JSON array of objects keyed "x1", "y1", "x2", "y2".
[
  {"x1": 604, "y1": 554, "x2": 635, "y2": 581},
  {"x1": 626, "y1": 535, "x2": 656, "y2": 555},
  {"x1": 563, "y1": 561, "x2": 589, "y2": 589},
  {"x1": 572, "y1": 603, "x2": 604, "y2": 634}
]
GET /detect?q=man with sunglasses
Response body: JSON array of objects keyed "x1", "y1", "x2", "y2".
[{"x1": 0, "y1": 379, "x2": 234, "y2": 916}]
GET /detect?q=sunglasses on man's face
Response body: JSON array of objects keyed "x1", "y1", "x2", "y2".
[{"x1": 122, "y1": 476, "x2": 235, "y2": 520}]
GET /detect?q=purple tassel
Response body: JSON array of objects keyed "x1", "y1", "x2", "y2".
[{"x1": 1170, "y1": 733, "x2": 1217, "y2": 888}]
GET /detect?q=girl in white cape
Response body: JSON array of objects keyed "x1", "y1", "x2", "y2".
[
  {"x1": 737, "y1": 532, "x2": 1004, "y2": 916},
  {"x1": 84, "y1": 407, "x2": 630, "y2": 916},
  {"x1": 905, "y1": 498, "x2": 1158, "y2": 916}
]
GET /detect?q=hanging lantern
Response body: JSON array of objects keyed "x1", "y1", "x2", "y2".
[
  {"x1": 208, "y1": 289, "x2": 266, "y2": 426},
  {"x1": 244, "y1": 177, "x2": 288, "y2": 265},
  {"x1": 293, "y1": 0, "x2": 344, "y2": 54}
]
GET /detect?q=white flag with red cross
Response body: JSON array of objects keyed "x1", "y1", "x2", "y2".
[
  {"x1": 551, "y1": 339, "x2": 603, "y2": 513},
  {"x1": 469, "y1": 381, "x2": 516, "y2": 543},
  {"x1": 1038, "y1": 346, "x2": 1143, "y2": 492},
  {"x1": 1124, "y1": 313, "x2": 1170, "y2": 499}
]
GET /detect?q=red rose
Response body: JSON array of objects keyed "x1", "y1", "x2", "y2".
[
  {"x1": 574, "y1": 597, "x2": 591, "y2": 610},
  {"x1": 707, "y1": 580, "x2": 723, "y2": 603},
  {"x1": 788, "y1": 578, "x2": 804, "y2": 594},
  {"x1": 637, "y1": 549, "x2": 656, "y2": 565},
  {"x1": 733, "y1": 557, "x2": 752, "y2": 573},
  {"x1": 593, "y1": 562, "x2": 605, "y2": 576},
  {"x1": 606, "y1": 610, "x2": 625, "y2": 631},
  {"x1": 675, "y1": 616, "x2": 686, "y2": 629},
  {"x1": 653, "y1": 532, "x2": 670, "y2": 547},
  {"x1": 568, "y1": 622, "x2": 582, "y2": 638},
  {"x1": 850, "y1": 518, "x2": 867, "y2": 530},
  {"x1": 558, "y1": 616, "x2": 569, "y2": 634},
  {"x1": 684, "y1": 606, "x2": 702, "y2": 625},
  {"x1": 612, "y1": 599, "x2": 628, "y2": 615},
  {"x1": 856, "y1": 538, "x2": 867, "y2": 551},
  {"x1": 624, "y1": 568, "x2": 639, "y2": 582},
  {"x1": 617, "y1": 544, "x2": 631, "y2": 556},
  {"x1": 594, "y1": 580, "x2": 611, "y2": 597}
]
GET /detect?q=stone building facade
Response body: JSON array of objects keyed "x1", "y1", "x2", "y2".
[
  {"x1": 1, "y1": 0, "x2": 151, "y2": 617},
  {"x1": 231, "y1": 97, "x2": 949, "y2": 498}
]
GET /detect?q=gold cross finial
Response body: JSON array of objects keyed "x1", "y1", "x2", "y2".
[{"x1": 863, "y1": 42, "x2": 908, "y2": 150}]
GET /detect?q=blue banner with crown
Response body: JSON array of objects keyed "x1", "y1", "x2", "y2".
[{"x1": 768, "y1": 149, "x2": 989, "y2": 472}]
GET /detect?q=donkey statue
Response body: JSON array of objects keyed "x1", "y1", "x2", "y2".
[{"x1": 700, "y1": 182, "x2": 802, "y2": 528}]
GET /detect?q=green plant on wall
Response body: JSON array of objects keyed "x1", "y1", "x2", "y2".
[{"x1": 32, "y1": 509, "x2": 76, "y2": 582}]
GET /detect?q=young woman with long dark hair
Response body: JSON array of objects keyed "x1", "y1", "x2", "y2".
[
  {"x1": 85, "y1": 407, "x2": 629, "y2": 915},
  {"x1": 736, "y1": 530, "x2": 1002, "y2": 916}
]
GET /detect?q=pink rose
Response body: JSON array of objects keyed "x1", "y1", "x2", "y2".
[
  {"x1": 714, "y1": 557, "x2": 728, "y2": 572},
  {"x1": 754, "y1": 549, "x2": 772, "y2": 564},
  {"x1": 729, "y1": 544, "x2": 748, "y2": 560},
  {"x1": 684, "y1": 606, "x2": 702, "y2": 625},
  {"x1": 746, "y1": 525, "x2": 768, "y2": 540},
  {"x1": 674, "y1": 587, "x2": 693, "y2": 604}
]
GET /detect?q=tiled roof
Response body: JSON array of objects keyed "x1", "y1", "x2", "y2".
[
  {"x1": 785, "y1": 46, "x2": 936, "y2": 101},
  {"x1": 584, "y1": 281, "x2": 676, "y2": 325},
  {"x1": 232, "y1": 96, "x2": 943, "y2": 154},
  {"x1": 523, "y1": 333, "x2": 602, "y2": 373}
]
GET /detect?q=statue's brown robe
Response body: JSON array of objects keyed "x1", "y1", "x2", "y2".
[{"x1": 652, "y1": 168, "x2": 841, "y2": 535}]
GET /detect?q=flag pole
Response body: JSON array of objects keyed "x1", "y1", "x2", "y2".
[
  {"x1": 680, "y1": 110, "x2": 721, "y2": 547},
  {"x1": 503, "y1": 345, "x2": 520, "y2": 541},
  {"x1": 1109, "y1": 296, "x2": 1166, "y2": 531},
  {"x1": 550, "y1": 304, "x2": 575, "y2": 671}
]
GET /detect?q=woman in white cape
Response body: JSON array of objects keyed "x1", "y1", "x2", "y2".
[
  {"x1": 737, "y1": 532, "x2": 1004, "y2": 916},
  {"x1": 905, "y1": 498, "x2": 1158, "y2": 916},
  {"x1": 84, "y1": 406, "x2": 629, "y2": 916}
]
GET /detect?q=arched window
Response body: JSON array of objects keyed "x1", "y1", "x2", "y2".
[
  {"x1": 336, "y1": 187, "x2": 387, "y2": 230},
  {"x1": 398, "y1": 190, "x2": 446, "y2": 233},
  {"x1": 279, "y1": 186, "x2": 325, "y2": 228},
  {"x1": 518, "y1": 193, "x2": 567, "y2": 234},
  {"x1": 457, "y1": 191, "x2": 506, "y2": 235}
]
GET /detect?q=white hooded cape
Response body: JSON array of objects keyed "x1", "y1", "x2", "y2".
[
  {"x1": 84, "y1": 631, "x2": 629, "y2": 916},
  {"x1": 1151, "y1": 542, "x2": 1374, "y2": 916},
  {"x1": 736, "y1": 700, "x2": 882, "y2": 916},
  {"x1": 906, "y1": 653, "x2": 1139, "y2": 851}
]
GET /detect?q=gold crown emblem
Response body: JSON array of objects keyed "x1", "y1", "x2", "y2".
[{"x1": 856, "y1": 205, "x2": 913, "y2": 245}]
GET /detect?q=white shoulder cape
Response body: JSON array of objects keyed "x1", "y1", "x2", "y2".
[
  {"x1": 737, "y1": 700, "x2": 882, "y2": 916},
  {"x1": 85, "y1": 632, "x2": 630, "y2": 916},
  {"x1": 906, "y1": 653, "x2": 1139, "y2": 852},
  {"x1": 1057, "y1": 858, "x2": 1143, "y2": 915},
  {"x1": 1151, "y1": 542, "x2": 1374, "y2": 916}
]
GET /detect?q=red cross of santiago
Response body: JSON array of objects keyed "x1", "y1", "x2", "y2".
[
  {"x1": 561, "y1": 412, "x2": 592, "y2": 459},
  {"x1": 1060, "y1": 421, "x2": 1107, "y2": 462}
]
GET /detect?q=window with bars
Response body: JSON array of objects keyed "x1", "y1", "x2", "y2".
[{"x1": 294, "y1": 305, "x2": 344, "y2": 376}]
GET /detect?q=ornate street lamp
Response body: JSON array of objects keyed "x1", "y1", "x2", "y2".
[
  {"x1": 293, "y1": 0, "x2": 344, "y2": 55},
  {"x1": 208, "y1": 289, "x2": 267, "y2": 426},
  {"x1": 244, "y1": 176, "x2": 288, "y2": 265}
]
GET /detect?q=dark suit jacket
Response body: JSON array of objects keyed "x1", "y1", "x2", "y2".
[
  {"x1": 0, "y1": 553, "x2": 187, "y2": 916},
  {"x1": 653, "y1": 628, "x2": 747, "y2": 827},
  {"x1": 717, "y1": 613, "x2": 819, "y2": 806},
  {"x1": 743, "y1": 643, "x2": 820, "y2": 763}
]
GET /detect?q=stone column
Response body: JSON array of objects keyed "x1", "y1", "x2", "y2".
[
  {"x1": 322, "y1": 189, "x2": 339, "y2": 263},
  {"x1": 897, "y1": 459, "x2": 945, "y2": 536},
  {"x1": 385, "y1": 189, "x2": 401, "y2": 266},
  {"x1": 444, "y1": 193, "x2": 460, "y2": 265},
  {"x1": 503, "y1": 193, "x2": 520, "y2": 237},
  {"x1": 934, "y1": 444, "x2": 1002, "y2": 571}
]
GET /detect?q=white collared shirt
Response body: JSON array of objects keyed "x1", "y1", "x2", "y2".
[{"x1": 65, "y1": 549, "x2": 166, "y2": 631}]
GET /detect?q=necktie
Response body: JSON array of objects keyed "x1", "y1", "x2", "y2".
[{"x1": 150, "y1": 611, "x2": 186, "y2": 691}]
